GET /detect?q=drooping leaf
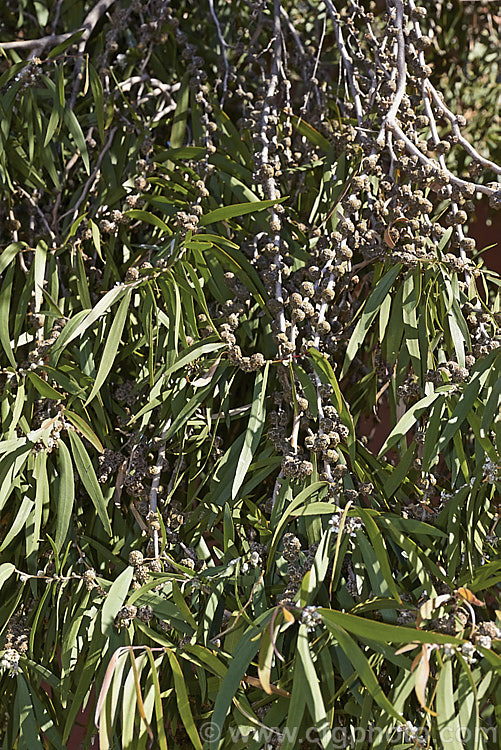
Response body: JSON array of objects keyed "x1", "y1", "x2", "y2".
[
  {"x1": 55, "y1": 440, "x2": 75, "y2": 551},
  {"x1": 101, "y1": 566, "x2": 135, "y2": 637},
  {"x1": 67, "y1": 430, "x2": 112, "y2": 536}
]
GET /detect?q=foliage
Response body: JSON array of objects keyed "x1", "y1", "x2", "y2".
[{"x1": 0, "y1": 0, "x2": 500, "y2": 749}]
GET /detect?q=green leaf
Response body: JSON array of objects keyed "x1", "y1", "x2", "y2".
[
  {"x1": 101, "y1": 566, "x2": 135, "y2": 637},
  {"x1": 123, "y1": 210, "x2": 169, "y2": 232},
  {"x1": 232, "y1": 363, "x2": 269, "y2": 499},
  {"x1": 289, "y1": 114, "x2": 332, "y2": 152},
  {"x1": 0, "y1": 562, "x2": 15, "y2": 591},
  {"x1": 55, "y1": 440, "x2": 75, "y2": 551},
  {"x1": 0, "y1": 241, "x2": 24, "y2": 276},
  {"x1": 322, "y1": 619, "x2": 404, "y2": 722},
  {"x1": 320, "y1": 609, "x2": 461, "y2": 646},
  {"x1": 164, "y1": 341, "x2": 225, "y2": 382},
  {"x1": 356, "y1": 508, "x2": 401, "y2": 604},
  {"x1": 309, "y1": 348, "x2": 343, "y2": 413},
  {"x1": 48, "y1": 309, "x2": 90, "y2": 364},
  {"x1": 27, "y1": 372, "x2": 63, "y2": 400},
  {"x1": 85, "y1": 288, "x2": 132, "y2": 405},
  {"x1": 63, "y1": 410, "x2": 103, "y2": 452},
  {"x1": 342, "y1": 263, "x2": 402, "y2": 377},
  {"x1": 145, "y1": 651, "x2": 168, "y2": 750},
  {"x1": 165, "y1": 649, "x2": 203, "y2": 750},
  {"x1": 47, "y1": 29, "x2": 85, "y2": 58},
  {"x1": 63, "y1": 107, "x2": 90, "y2": 174},
  {"x1": 267, "y1": 482, "x2": 327, "y2": 570},
  {"x1": 209, "y1": 623, "x2": 264, "y2": 750},
  {"x1": 281, "y1": 650, "x2": 307, "y2": 750},
  {"x1": 436, "y1": 659, "x2": 464, "y2": 750},
  {"x1": 0, "y1": 496, "x2": 34, "y2": 552},
  {"x1": 89, "y1": 63, "x2": 105, "y2": 143},
  {"x1": 170, "y1": 74, "x2": 190, "y2": 149},
  {"x1": 61, "y1": 284, "x2": 130, "y2": 350},
  {"x1": 62, "y1": 624, "x2": 105, "y2": 743},
  {"x1": 0, "y1": 263, "x2": 16, "y2": 368},
  {"x1": 435, "y1": 378, "x2": 483, "y2": 456},
  {"x1": 162, "y1": 372, "x2": 226, "y2": 442},
  {"x1": 378, "y1": 391, "x2": 442, "y2": 456},
  {"x1": 15, "y1": 674, "x2": 43, "y2": 749},
  {"x1": 67, "y1": 430, "x2": 112, "y2": 536},
  {"x1": 296, "y1": 626, "x2": 334, "y2": 750},
  {"x1": 89, "y1": 218, "x2": 103, "y2": 261},
  {"x1": 200, "y1": 197, "x2": 288, "y2": 226}
]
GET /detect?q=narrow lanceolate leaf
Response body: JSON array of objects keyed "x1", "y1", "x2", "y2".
[
  {"x1": 170, "y1": 73, "x2": 190, "y2": 149},
  {"x1": 0, "y1": 241, "x2": 24, "y2": 276},
  {"x1": 267, "y1": 482, "x2": 327, "y2": 571},
  {"x1": 145, "y1": 650, "x2": 169, "y2": 750},
  {"x1": 55, "y1": 440, "x2": 75, "y2": 551},
  {"x1": 437, "y1": 658, "x2": 466, "y2": 750},
  {"x1": 322, "y1": 619, "x2": 404, "y2": 722},
  {"x1": 0, "y1": 563, "x2": 15, "y2": 591},
  {"x1": 27, "y1": 372, "x2": 63, "y2": 400},
  {"x1": 281, "y1": 650, "x2": 307, "y2": 750},
  {"x1": 165, "y1": 648, "x2": 203, "y2": 750},
  {"x1": 15, "y1": 674, "x2": 43, "y2": 748},
  {"x1": 435, "y1": 377, "x2": 482, "y2": 455},
  {"x1": 63, "y1": 410, "x2": 104, "y2": 453},
  {"x1": 89, "y1": 63, "x2": 105, "y2": 142},
  {"x1": 164, "y1": 340, "x2": 225, "y2": 381},
  {"x1": 101, "y1": 566, "x2": 135, "y2": 637},
  {"x1": 85, "y1": 289, "x2": 132, "y2": 405},
  {"x1": 123, "y1": 209, "x2": 169, "y2": 232},
  {"x1": 209, "y1": 625, "x2": 263, "y2": 750},
  {"x1": 309, "y1": 347, "x2": 343, "y2": 413},
  {"x1": 341, "y1": 263, "x2": 402, "y2": 377},
  {"x1": 0, "y1": 496, "x2": 34, "y2": 552},
  {"x1": 320, "y1": 609, "x2": 462, "y2": 646},
  {"x1": 63, "y1": 107, "x2": 90, "y2": 173},
  {"x1": 0, "y1": 264, "x2": 16, "y2": 368},
  {"x1": 356, "y1": 508, "x2": 401, "y2": 603},
  {"x1": 59, "y1": 284, "x2": 130, "y2": 351},
  {"x1": 200, "y1": 197, "x2": 288, "y2": 226},
  {"x1": 232, "y1": 362, "x2": 269, "y2": 499},
  {"x1": 378, "y1": 391, "x2": 442, "y2": 456},
  {"x1": 296, "y1": 626, "x2": 334, "y2": 750},
  {"x1": 258, "y1": 625, "x2": 274, "y2": 695},
  {"x1": 67, "y1": 430, "x2": 112, "y2": 536}
]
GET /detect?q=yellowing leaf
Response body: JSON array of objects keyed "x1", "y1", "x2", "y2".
[{"x1": 455, "y1": 587, "x2": 485, "y2": 607}]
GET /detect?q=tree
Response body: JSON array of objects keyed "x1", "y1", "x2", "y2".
[{"x1": 0, "y1": 0, "x2": 500, "y2": 747}]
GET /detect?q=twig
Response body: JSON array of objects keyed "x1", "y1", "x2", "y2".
[
  {"x1": 208, "y1": 0, "x2": 230, "y2": 104},
  {"x1": 16, "y1": 186, "x2": 57, "y2": 244},
  {"x1": 149, "y1": 419, "x2": 171, "y2": 558},
  {"x1": 61, "y1": 126, "x2": 117, "y2": 224},
  {"x1": 210, "y1": 403, "x2": 252, "y2": 421},
  {"x1": 118, "y1": 76, "x2": 179, "y2": 97},
  {"x1": 70, "y1": 0, "x2": 117, "y2": 108},
  {"x1": 300, "y1": 15, "x2": 326, "y2": 115},
  {"x1": 423, "y1": 80, "x2": 501, "y2": 176},
  {"x1": 0, "y1": 32, "x2": 77, "y2": 51},
  {"x1": 389, "y1": 121, "x2": 496, "y2": 196},
  {"x1": 52, "y1": 0, "x2": 65, "y2": 35},
  {"x1": 324, "y1": 0, "x2": 364, "y2": 125},
  {"x1": 377, "y1": 0, "x2": 406, "y2": 146},
  {"x1": 280, "y1": 6, "x2": 305, "y2": 57},
  {"x1": 0, "y1": 0, "x2": 116, "y2": 57}
]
